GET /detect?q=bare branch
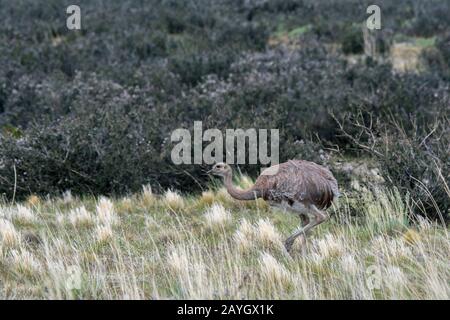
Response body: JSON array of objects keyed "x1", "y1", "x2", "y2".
[{"x1": 331, "y1": 112, "x2": 383, "y2": 157}]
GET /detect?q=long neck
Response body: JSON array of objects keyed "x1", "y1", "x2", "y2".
[{"x1": 223, "y1": 171, "x2": 259, "y2": 201}]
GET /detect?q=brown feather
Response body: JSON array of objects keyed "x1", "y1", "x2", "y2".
[{"x1": 253, "y1": 160, "x2": 339, "y2": 209}]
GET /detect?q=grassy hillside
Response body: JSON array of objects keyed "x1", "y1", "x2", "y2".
[
  {"x1": 0, "y1": 177, "x2": 448, "y2": 299},
  {"x1": 0, "y1": 0, "x2": 449, "y2": 300},
  {"x1": 1, "y1": 1, "x2": 449, "y2": 212}
]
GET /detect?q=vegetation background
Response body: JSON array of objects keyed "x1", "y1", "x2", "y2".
[{"x1": 0, "y1": 0, "x2": 448, "y2": 299}]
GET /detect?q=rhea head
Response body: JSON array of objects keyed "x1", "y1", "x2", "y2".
[{"x1": 208, "y1": 162, "x2": 232, "y2": 177}]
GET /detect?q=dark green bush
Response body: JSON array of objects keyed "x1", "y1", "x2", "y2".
[
  {"x1": 436, "y1": 32, "x2": 450, "y2": 65},
  {"x1": 341, "y1": 25, "x2": 364, "y2": 54},
  {"x1": 0, "y1": 0, "x2": 449, "y2": 222},
  {"x1": 407, "y1": 1, "x2": 450, "y2": 37},
  {"x1": 1, "y1": 42, "x2": 448, "y2": 202},
  {"x1": 337, "y1": 111, "x2": 449, "y2": 222},
  {"x1": 422, "y1": 32, "x2": 450, "y2": 80},
  {"x1": 378, "y1": 121, "x2": 449, "y2": 222}
]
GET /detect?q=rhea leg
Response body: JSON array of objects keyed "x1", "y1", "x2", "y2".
[
  {"x1": 285, "y1": 204, "x2": 328, "y2": 252},
  {"x1": 294, "y1": 214, "x2": 310, "y2": 248},
  {"x1": 284, "y1": 221, "x2": 307, "y2": 252},
  {"x1": 284, "y1": 202, "x2": 310, "y2": 251}
]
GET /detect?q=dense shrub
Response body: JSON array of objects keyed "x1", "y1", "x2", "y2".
[
  {"x1": 379, "y1": 122, "x2": 449, "y2": 222},
  {"x1": 338, "y1": 111, "x2": 449, "y2": 221},
  {"x1": 341, "y1": 25, "x2": 364, "y2": 55},
  {"x1": 0, "y1": 0, "x2": 449, "y2": 222},
  {"x1": 406, "y1": 0, "x2": 450, "y2": 37},
  {"x1": 1, "y1": 41, "x2": 449, "y2": 201},
  {"x1": 422, "y1": 32, "x2": 450, "y2": 80},
  {"x1": 436, "y1": 32, "x2": 450, "y2": 66}
]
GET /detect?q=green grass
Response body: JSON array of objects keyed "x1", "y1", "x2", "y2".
[
  {"x1": 287, "y1": 25, "x2": 312, "y2": 38},
  {"x1": 273, "y1": 24, "x2": 312, "y2": 40},
  {"x1": 413, "y1": 37, "x2": 436, "y2": 48},
  {"x1": 0, "y1": 182, "x2": 448, "y2": 299}
]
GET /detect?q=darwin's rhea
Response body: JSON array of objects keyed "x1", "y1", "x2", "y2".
[{"x1": 209, "y1": 160, "x2": 339, "y2": 251}]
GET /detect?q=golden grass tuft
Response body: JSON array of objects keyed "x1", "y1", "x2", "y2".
[
  {"x1": 9, "y1": 248, "x2": 41, "y2": 277},
  {"x1": 233, "y1": 229, "x2": 252, "y2": 253},
  {"x1": 0, "y1": 218, "x2": 21, "y2": 247},
  {"x1": 402, "y1": 229, "x2": 421, "y2": 245},
  {"x1": 140, "y1": 185, "x2": 157, "y2": 207},
  {"x1": 13, "y1": 205, "x2": 38, "y2": 225},
  {"x1": 166, "y1": 245, "x2": 190, "y2": 276},
  {"x1": 96, "y1": 197, "x2": 118, "y2": 226},
  {"x1": 117, "y1": 197, "x2": 134, "y2": 214},
  {"x1": 254, "y1": 198, "x2": 270, "y2": 211},
  {"x1": 314, "y1": 234, "x2": 344, "y2": 259},
  {"x1": 259, "y1": 252, "x2": 291, "y2": 285},
  {"x1": 233, "y1": 218, "x2": 285, "y2": 253},
  {"x1": 203, "y1": 203, "x2": 232, "y2": 229},
  {"x1": 390, "y1": 42, "x2": 424, "y2": 73},
  {"x1": 68, "y1": 206, "x2": 94, "y2": 228},
  {"x1": 199, "y1": 191, "x2": 215, "y2": 207},
  {"x1": 163, "y1": 190, "x2": 185, "y2": 212},
  {"x1": 233, "y1": 218, "x2": 255, "y2": 253},
  {"x1": 255, "y1": 218, "x2": 283, "y2": 250},
  {"x1": 95, "y1": 224, "x2": 113, "y2": 243},
  {"x1": 26, "y1": 195, "x2": 41, "y2": 207}
]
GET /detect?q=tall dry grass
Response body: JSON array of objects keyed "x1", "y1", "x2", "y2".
[{"x1": 0, "y1": 185, "x2": 448, "y2": 299}]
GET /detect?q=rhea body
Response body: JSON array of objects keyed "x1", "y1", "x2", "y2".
[{"x1": 209, "y1": 160, "x2": 339, "y2": 251}]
